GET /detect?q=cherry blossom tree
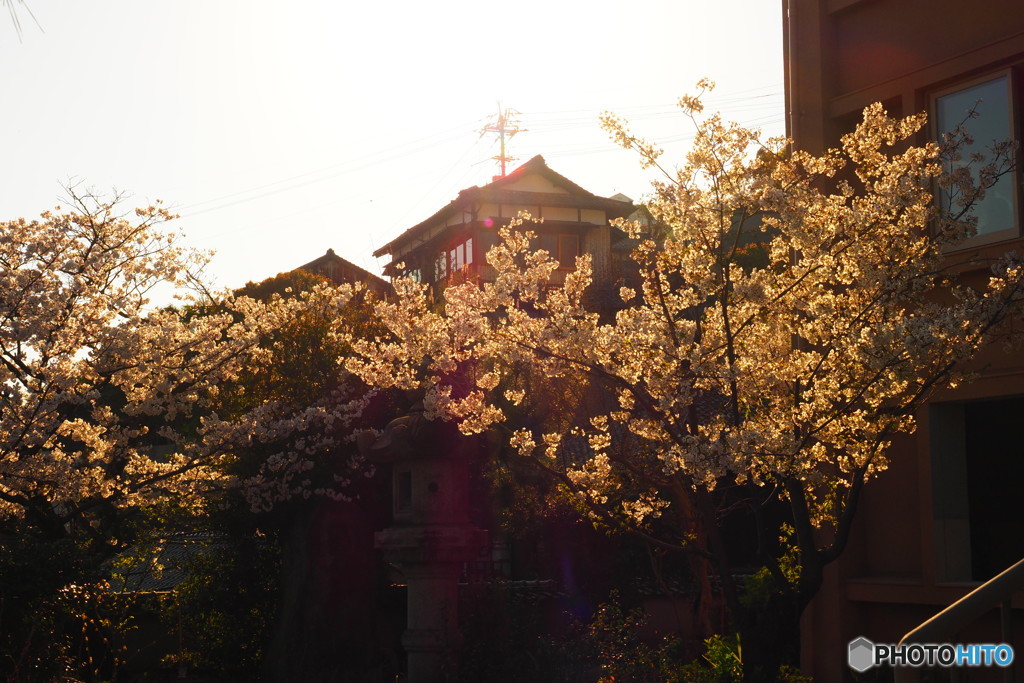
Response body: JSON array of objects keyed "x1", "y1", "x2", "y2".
[
  {"x1": 159, "y1": 269, "x2": 396, "y2": 682},
  {"x1": 0, "y1": 190, "x2": 369, "y2": 547},
  {"x1": 346, "y1": 85, "x2": 1024, "y2": 675}
]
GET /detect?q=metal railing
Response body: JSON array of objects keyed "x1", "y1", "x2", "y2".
[{"x1": 893, "y1": 557, "x2": 1024, "y2": 683}]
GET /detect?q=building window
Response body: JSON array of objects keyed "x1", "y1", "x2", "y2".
[
  {"x1": 930, "y1": 397, "x2": 1024, "y2": 581},
  {"x1": 539, "y1": 233, "x2": 580, "y2": 269},
  {"x1": 934, "y1": 73, "x2": 1018, "y2": 243},
  {"x1": 435, "y1": 252, "x2": 447, "y2": 281},
  {"x1": 436, "y1": 237, "x2": 473, "y2": 281},
  {"x1": 451, "y1": 236, "x2": 473, "y2": 271}
]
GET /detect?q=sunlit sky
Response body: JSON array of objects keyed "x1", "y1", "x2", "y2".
[{"x1": 2, "y1": 1, "x2": 785, "y2": 292}]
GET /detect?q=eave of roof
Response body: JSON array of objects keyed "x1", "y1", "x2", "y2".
[
  {"x1": 373, "y1": 155, "x2": 633, "y2": 258},
  {"x1": 299, "y1": 249, "x2": 389, "y2": 289}
]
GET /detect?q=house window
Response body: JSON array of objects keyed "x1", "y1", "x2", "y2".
[
  {"x1": 934, "y1": 73, "x2": 1018, "y2": 243},
  {"x1": 539, "y1": 233, "x2": 580, "y2": 269},
  {"x1": 436, "y1": 237, "x2": 473, "y2": 281},
  {"x1": 457, "y1": 237, "x2": 474, "y2": 270},
  {"x1": 434, "y1": 252, "x2": 447, "y2": 281}
]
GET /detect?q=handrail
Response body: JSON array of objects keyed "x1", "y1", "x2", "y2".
[{"x1": 893, "y1": 557, "x2": 1024, "y2": 683}]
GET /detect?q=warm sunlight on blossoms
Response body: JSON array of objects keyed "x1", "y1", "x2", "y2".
[
  {"x1": 345, "y1": 86, "x2": 1024, "y2": 636},
  {"x1": 0, "y1": 194, "x2": 373, "y2": 527}
]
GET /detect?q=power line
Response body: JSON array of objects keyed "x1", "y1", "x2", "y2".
[
  {"x1": 179, "y1": 117, "x2": 486, "y2": 216},
  {"x1": 176, "y1": 90, "x2": 785, "y2": 221}
]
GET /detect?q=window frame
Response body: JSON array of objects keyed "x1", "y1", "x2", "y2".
[
  {"x1": 557, "y1": 234, "x2": 580, "y2": 270},
  {"x1": 539, "y1": 232, "x2": 581, "y2": 270},
  {"x1": 930, "y1": 69, "x2": 1021, "y2": 249},
  {"x1": 434, "y1": 251, "x2": 447, "y2": 281},
  {"x1": 435, "y1": 236, "x2": 474, "y2": 282}
]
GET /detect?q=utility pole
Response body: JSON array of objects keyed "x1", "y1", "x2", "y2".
[{"x1": 480, "y1": 104, "x2": 525, "y2": 177}]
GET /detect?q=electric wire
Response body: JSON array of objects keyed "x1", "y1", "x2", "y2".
[{"x1": 180, "y1": 87, "x2": 786, "y2": 280}]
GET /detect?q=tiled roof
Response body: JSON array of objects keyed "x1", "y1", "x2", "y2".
[
  {"x1": 106, "y1": 533, "x2": 225, "y2": 594},
  {"x1": 298, "y1": 248, "x2": 390, "y2": 292},
  {"x1": 373, "y1": 155, "x2": 633, "y2": 259}
]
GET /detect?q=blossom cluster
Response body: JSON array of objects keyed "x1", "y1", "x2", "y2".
[
  {"x1": 0, "y1": 191, "x2": 372, "y2": 529},
  {"x1": 346, "y1": 89, "x2": 1024, "y2": 540}
]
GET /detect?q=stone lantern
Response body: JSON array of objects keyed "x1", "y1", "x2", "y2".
[{"x1": 360, "y1": 398, "x2": 488, "y2": 683}]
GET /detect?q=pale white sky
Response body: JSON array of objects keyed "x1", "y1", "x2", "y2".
[{"x1": 2, "y1": 1, "x2": 785, "y2": 291}]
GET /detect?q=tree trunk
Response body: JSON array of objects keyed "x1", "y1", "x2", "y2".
[
  {"x1": 737, "y1": 590, "x2": 802, "y2": 682},
  {"x1": 265, "y1": 497, "x2": 386, "y2": 682}
]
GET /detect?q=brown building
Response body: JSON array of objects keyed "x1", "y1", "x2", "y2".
[
  {"x1": 372, "y1": 155, "x2": 635, "y2": 299},
  {"x1": 298, "y1": 248, "x2": 391, "y2": 296},
  {"x1": 784, "y1": 1, "x2": 1024, "y2": 679}
]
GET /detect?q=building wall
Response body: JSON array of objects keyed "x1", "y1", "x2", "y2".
[
  {"x1": 404, "y1": 205, "x2": 622, "y2": 296},
  {"x1": 786, "y1": 0, "x2": 1024, "y2": 152},
  {"x1": 785, "y1": 2, "x2": 1024, "y2": 680}
]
